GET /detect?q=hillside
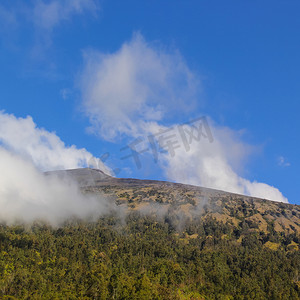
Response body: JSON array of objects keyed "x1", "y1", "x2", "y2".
[
  {"x1": 0, "y1": 168, "x2": 299, "y2": 299},
  {"x1": 66, "y1": 168, "x2": 300, "y2": 236}
]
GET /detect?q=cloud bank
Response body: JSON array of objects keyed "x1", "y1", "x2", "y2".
[
  {"x1": 0, "y1": 111, "x2": 110, "y2": 173},
  {"x1": 79, "y1": 34, "x2": 288, "y2": 203},
  {"x1": 160, "y1": 123, "x2": 288, "y2": 202},
  {"x1": 0, "y1": 147, "x2": 111, "y2": 225},
  {"x1": 0, "y1": 111, "x2": 114, "y2": 225}
]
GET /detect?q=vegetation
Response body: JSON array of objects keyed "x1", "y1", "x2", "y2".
[{"x1": 0, "y1": 212, "x2": 299, "y2": 299}]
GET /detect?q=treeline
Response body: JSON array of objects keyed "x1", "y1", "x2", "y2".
[{"x1": 0, "y1": 212, "x2": 299, "y2": 299}]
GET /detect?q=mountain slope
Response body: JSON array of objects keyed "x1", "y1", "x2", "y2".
[
  {"x1": 52, "y1": 168, "x2": 300, "y2": 236},
  {"x1": 0, "y1": 168, "x2": 299, "y2": 299}
]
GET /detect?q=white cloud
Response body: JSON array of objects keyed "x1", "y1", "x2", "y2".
[
  {"x1": 0, "y1": 147, "x2": 112, "y2": 225},
  {"x1": 0, "y1": 111, "x2": 115, "y2": 225},
  {"x1": 30, "y1": 0, "x2": 99, "y2": 53},
  {"x1": 32, "y1": 0, "x2": 98, "y2": 31},
  {"x1": 278, "y1": 156, "x2": 291, "y2": 167},
  {"x1": 60, "y1": 88, "x2": 72, "y2": 100},
  {"x1": 0, "y1": 0, "x2": 99, "y2": 54},
  {"x1": 159, "y1": 122, "x2": 288, "y2": 203},
  {"x1": 0, "y1": 111, "x2": 110, "y2": 173},
  {"x1": 79, "y1": 33, "x2": 199, "y2": 140},
  {"x1": 78, "y1": 34, "x2": 288, "y2": 203}
]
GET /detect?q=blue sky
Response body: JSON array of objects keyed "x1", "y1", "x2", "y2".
[{"x1": 0, "y1": 0, "x2": 299, "y2": 204}]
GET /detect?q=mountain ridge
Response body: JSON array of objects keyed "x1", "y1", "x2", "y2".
[{"x1": 45, "y1": 167, "x2": 291, "y2": 204}]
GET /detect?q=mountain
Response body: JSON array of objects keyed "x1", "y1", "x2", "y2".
[
  {"x1": 0, "y1": 168, "x2": 299, "y2": 299},
  {"x1": 49, "y1": 168, "x2": 300, "y2": 236}
]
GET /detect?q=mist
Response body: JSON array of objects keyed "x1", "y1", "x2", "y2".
[{"x1": 0, "y1": 147, "x2": 113, "y2": 226}]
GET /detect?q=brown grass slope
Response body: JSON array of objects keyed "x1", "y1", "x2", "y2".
[{"x1": 47, "y1": 168, "x2": 300, "y2": 238}]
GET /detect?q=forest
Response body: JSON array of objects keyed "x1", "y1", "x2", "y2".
[{"x1": 0, "y1": 211, "x2": 299, "y2": 299}]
